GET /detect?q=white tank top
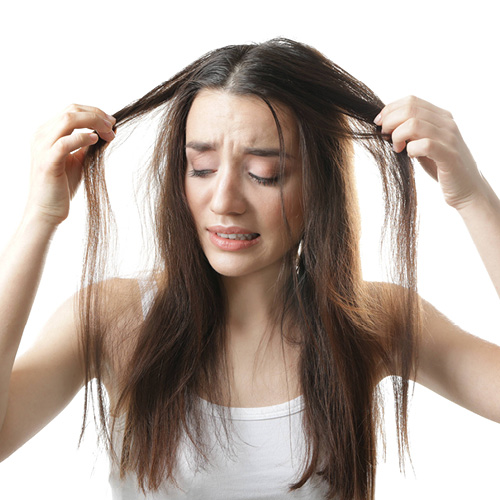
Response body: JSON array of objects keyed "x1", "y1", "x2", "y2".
[{"x1": 108, "y1": 278, "x2": 331, "y2": 499}]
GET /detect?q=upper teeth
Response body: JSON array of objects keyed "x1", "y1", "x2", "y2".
[{"x1": 216, "y1": 233, "x2": 258, "y2": 240}]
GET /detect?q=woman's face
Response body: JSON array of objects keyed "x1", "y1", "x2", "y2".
[{"x1": 184, "y1": 89, "x2": 303, "y2": 280}]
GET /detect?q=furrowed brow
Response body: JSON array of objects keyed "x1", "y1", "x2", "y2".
[
  {"x1": 185, "y1": 141, "x2": 215, "y2": 152},
  {"x1": 243, "y1": 147, "x2": 293, "y2": 159}
]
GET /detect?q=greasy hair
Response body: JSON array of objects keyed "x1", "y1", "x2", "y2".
[{"x1": 79, "y1": 38, "x2": 420, "y2": 500}]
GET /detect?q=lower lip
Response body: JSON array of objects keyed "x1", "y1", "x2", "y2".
[{"x1": 208, "y1": 231, "x2": 261, "y2": 251}]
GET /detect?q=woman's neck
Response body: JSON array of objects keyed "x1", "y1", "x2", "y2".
[
  {"x1": 222, "y1": 266, "x2": 280, "y2": 332},
  {"x1": 221, "y1": 265, "x2": 301, "y2": 363}
]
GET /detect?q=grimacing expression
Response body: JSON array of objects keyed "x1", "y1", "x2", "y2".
[{"x1": 184, "y1": 90, "x2": 304, "y2": 280}]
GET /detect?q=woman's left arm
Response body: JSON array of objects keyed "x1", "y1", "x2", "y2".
[
  {"x1": 376, "y1": 95, "x2": 500, "y2": 297},
  {"x1": 375, "y1": 96, "x2": 500, "y2": 422}
]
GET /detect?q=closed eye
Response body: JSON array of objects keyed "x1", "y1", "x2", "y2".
[
  {"x1": 248, "y1": 173, "x2": 280, "y2": 186},
  {"x1": 187, "y1": 169, "x2": 212, "y2": 178},
  {"x1": 187, "y1": 169, "x2": 280, "y2": 187}
]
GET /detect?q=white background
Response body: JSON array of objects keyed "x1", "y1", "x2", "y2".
[{"x1": 0, "y1": 0, "x2": 499, "y2": 498}]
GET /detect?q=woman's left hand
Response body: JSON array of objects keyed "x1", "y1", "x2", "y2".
[{"x1": 374, "y1": 95, "x2": 485, "y2": 211}]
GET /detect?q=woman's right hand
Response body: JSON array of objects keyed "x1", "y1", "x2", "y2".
[{"x1": 25, "y1": 104, "x2": 116, "y2": 227}]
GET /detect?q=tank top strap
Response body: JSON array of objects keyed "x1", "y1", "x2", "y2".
[{"x1": 136, "y1": 277, "x2": 158, "y2": 320}]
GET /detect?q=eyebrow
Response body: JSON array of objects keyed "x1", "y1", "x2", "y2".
[
  {"x1": 185, "y1": 141, "x2": 294, "y2": 159},
  {"x1": 185, "y1": 141, "x2": 215, "y2": 152},
  {"x1": 243, "y1": 147, "x2": 294, "y2": 159}
]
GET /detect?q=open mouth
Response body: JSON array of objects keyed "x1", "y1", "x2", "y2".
[{"x1": 216, "y1": 232, "x2": 260, "y2": 241}]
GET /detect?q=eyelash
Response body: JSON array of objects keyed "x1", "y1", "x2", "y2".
[{"x1": 187, "y1": 169, "x2": 280, "y2": 186}]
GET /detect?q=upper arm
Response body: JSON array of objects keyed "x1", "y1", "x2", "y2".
[
  {"x1": 0, "y1": 278, "x2": 146, "y2": 461},
  {"x1": 0, "y1": 291, "x2": 85, "y2": 461},
  {"x1": 0, "y1": 277, "x2": 141, "y2": 462},
  {"x1": 415, "y1": 297, "x2": 500, "y2": 423}
]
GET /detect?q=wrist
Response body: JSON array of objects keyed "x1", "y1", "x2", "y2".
[
  {"x1": 456, "y1": 177, "x2": 500, "y2": 220},
  {"x1": 19, "y1": 209, "x2": 60, "y2": 238}
]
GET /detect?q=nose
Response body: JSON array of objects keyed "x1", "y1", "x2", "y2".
[{"x1": 210, "y1": 164, "x2": 247, "y2": 215}]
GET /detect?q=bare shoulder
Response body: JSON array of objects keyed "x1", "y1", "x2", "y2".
[
  {"x1": 366, "y1": 281, "x2": 500, "y2": 423},
  {"x1": 96, "y1": 278, "x2": 144, "y2": 387},
  {"x1": 100, "y1": 277, "x2": 143, "y2": 320},
  {"x1": 0, "y1": 278, "x2": 140, "y2": 460},
  {"x1": 363, "y1": 279, "x2": 414, "y2": 300},
  {"x1": 0, "y1": 276, "x2": 151, "y2": 461},
  {"x1": 361, "y1": 280, "x2": 418, "y2": 330},
  {"x1": 361, "y1": 280, "x2": 421, "y2": 382}
]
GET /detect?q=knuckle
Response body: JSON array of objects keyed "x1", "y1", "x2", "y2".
[
  {"x1": 406, "y1": 94, "x2": 418, "y2": 105},
  {"x1": 65, "y1": 103, "x2": 80, "y2": 113},
  {"x1": 447, "y1": 118, "x2": 459, "y2": 134},
  {"x1": 403, "y1": 105, "x2": 415, "y2": 120},
  {"x1": 445, "y1": 129, "x2": 460, "y2": 149},
  {"x1": 60, "y1": 111, "x2": 74, "y2": 126},
  {"x1": 449, "y1": 149, "x2": 460, "y2": 163},
  {"x1": 421, "y1": 138, "x2": 434, "y2": 155},
  {"x1": 52, "y1": 138, "x2": 67, "y2": 155},
  {"x1": 407, "y1": 117, "x2": 420, "y2": 133},
  {"x1": 403, "y1": 95, "x2": 419, "y2": 117}
]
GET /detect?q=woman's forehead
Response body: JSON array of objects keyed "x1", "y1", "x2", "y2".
[{"x1": 186, "y1": 89, "x2": 299, "y2": 151}]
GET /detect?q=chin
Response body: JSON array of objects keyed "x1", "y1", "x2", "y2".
[
  {"x1": 206, "y1": 258, "x2": 256, "y2": 278},
  {"x1": 205, "y1": 252, "x2": 284, "y2": 281}
]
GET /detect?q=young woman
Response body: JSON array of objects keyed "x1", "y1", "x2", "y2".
[{"x1": 0, "y1": 38, "x2": 499, "y2": 500}]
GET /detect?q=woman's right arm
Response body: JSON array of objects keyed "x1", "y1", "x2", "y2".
[{"x1": 0, "y1": 105, "x2": 115, "y2": 461}]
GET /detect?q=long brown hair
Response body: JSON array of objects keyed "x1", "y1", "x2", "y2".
[{"x1": 78, "y1": 38, "x2": 420, "y2": 500}]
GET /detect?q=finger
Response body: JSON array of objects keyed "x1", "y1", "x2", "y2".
[
  {"x1": 380, "y1": 106, "x2": 452, "y2": 139},
  {"x1": 49, "y1": 111, "x2": 115, "y2": 146},
  {"x1": 65, "y1": 153, "x2": 85, "y2": 198},
  {"x1": 62, "y1": 103, "x2": 116, "y2": 125},
  {"x1": 406, "y1": 137, "x2": 453, "y2": 165},
  {"x1": 49, "y1": 132, "x2": 99, "y2": 175},
  {"x1": 375, "y1": 95, "x2": 453, "y2": 126},
  {"x1": 391, "y1": 118, "x2": 448, "y2": 153}
]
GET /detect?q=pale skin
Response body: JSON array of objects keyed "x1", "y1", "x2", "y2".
[
  {"x1": 184, "y1": 91, "x2": 304, "y2": 403},
  {"x1": 0, "y1": 90, "x2": 499, "y2": 465}
]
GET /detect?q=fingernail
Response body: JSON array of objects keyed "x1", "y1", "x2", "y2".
[
  {"x1": 373, "y1": 113, "x2": 382, "y2": 125},
  {"x1": 106, "y1": 114, "x2": 116, "y2": 124}
]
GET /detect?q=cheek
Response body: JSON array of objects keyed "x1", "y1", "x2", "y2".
[
  {"x1": 287, "y1": 196, "x2": 303, "y2": 224},
  {"x1": 259, "y1": 192, "x2": 285, "y2": 226},
  {"x1": 284, "y1": 186, "x2": 304, "y2": 232},
  {"x1": 184, "y1": 182, "x2": 201, "y2": 220},
  {"x1": 260, "y1": 193, "x2": 302, "y2": 238}
]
